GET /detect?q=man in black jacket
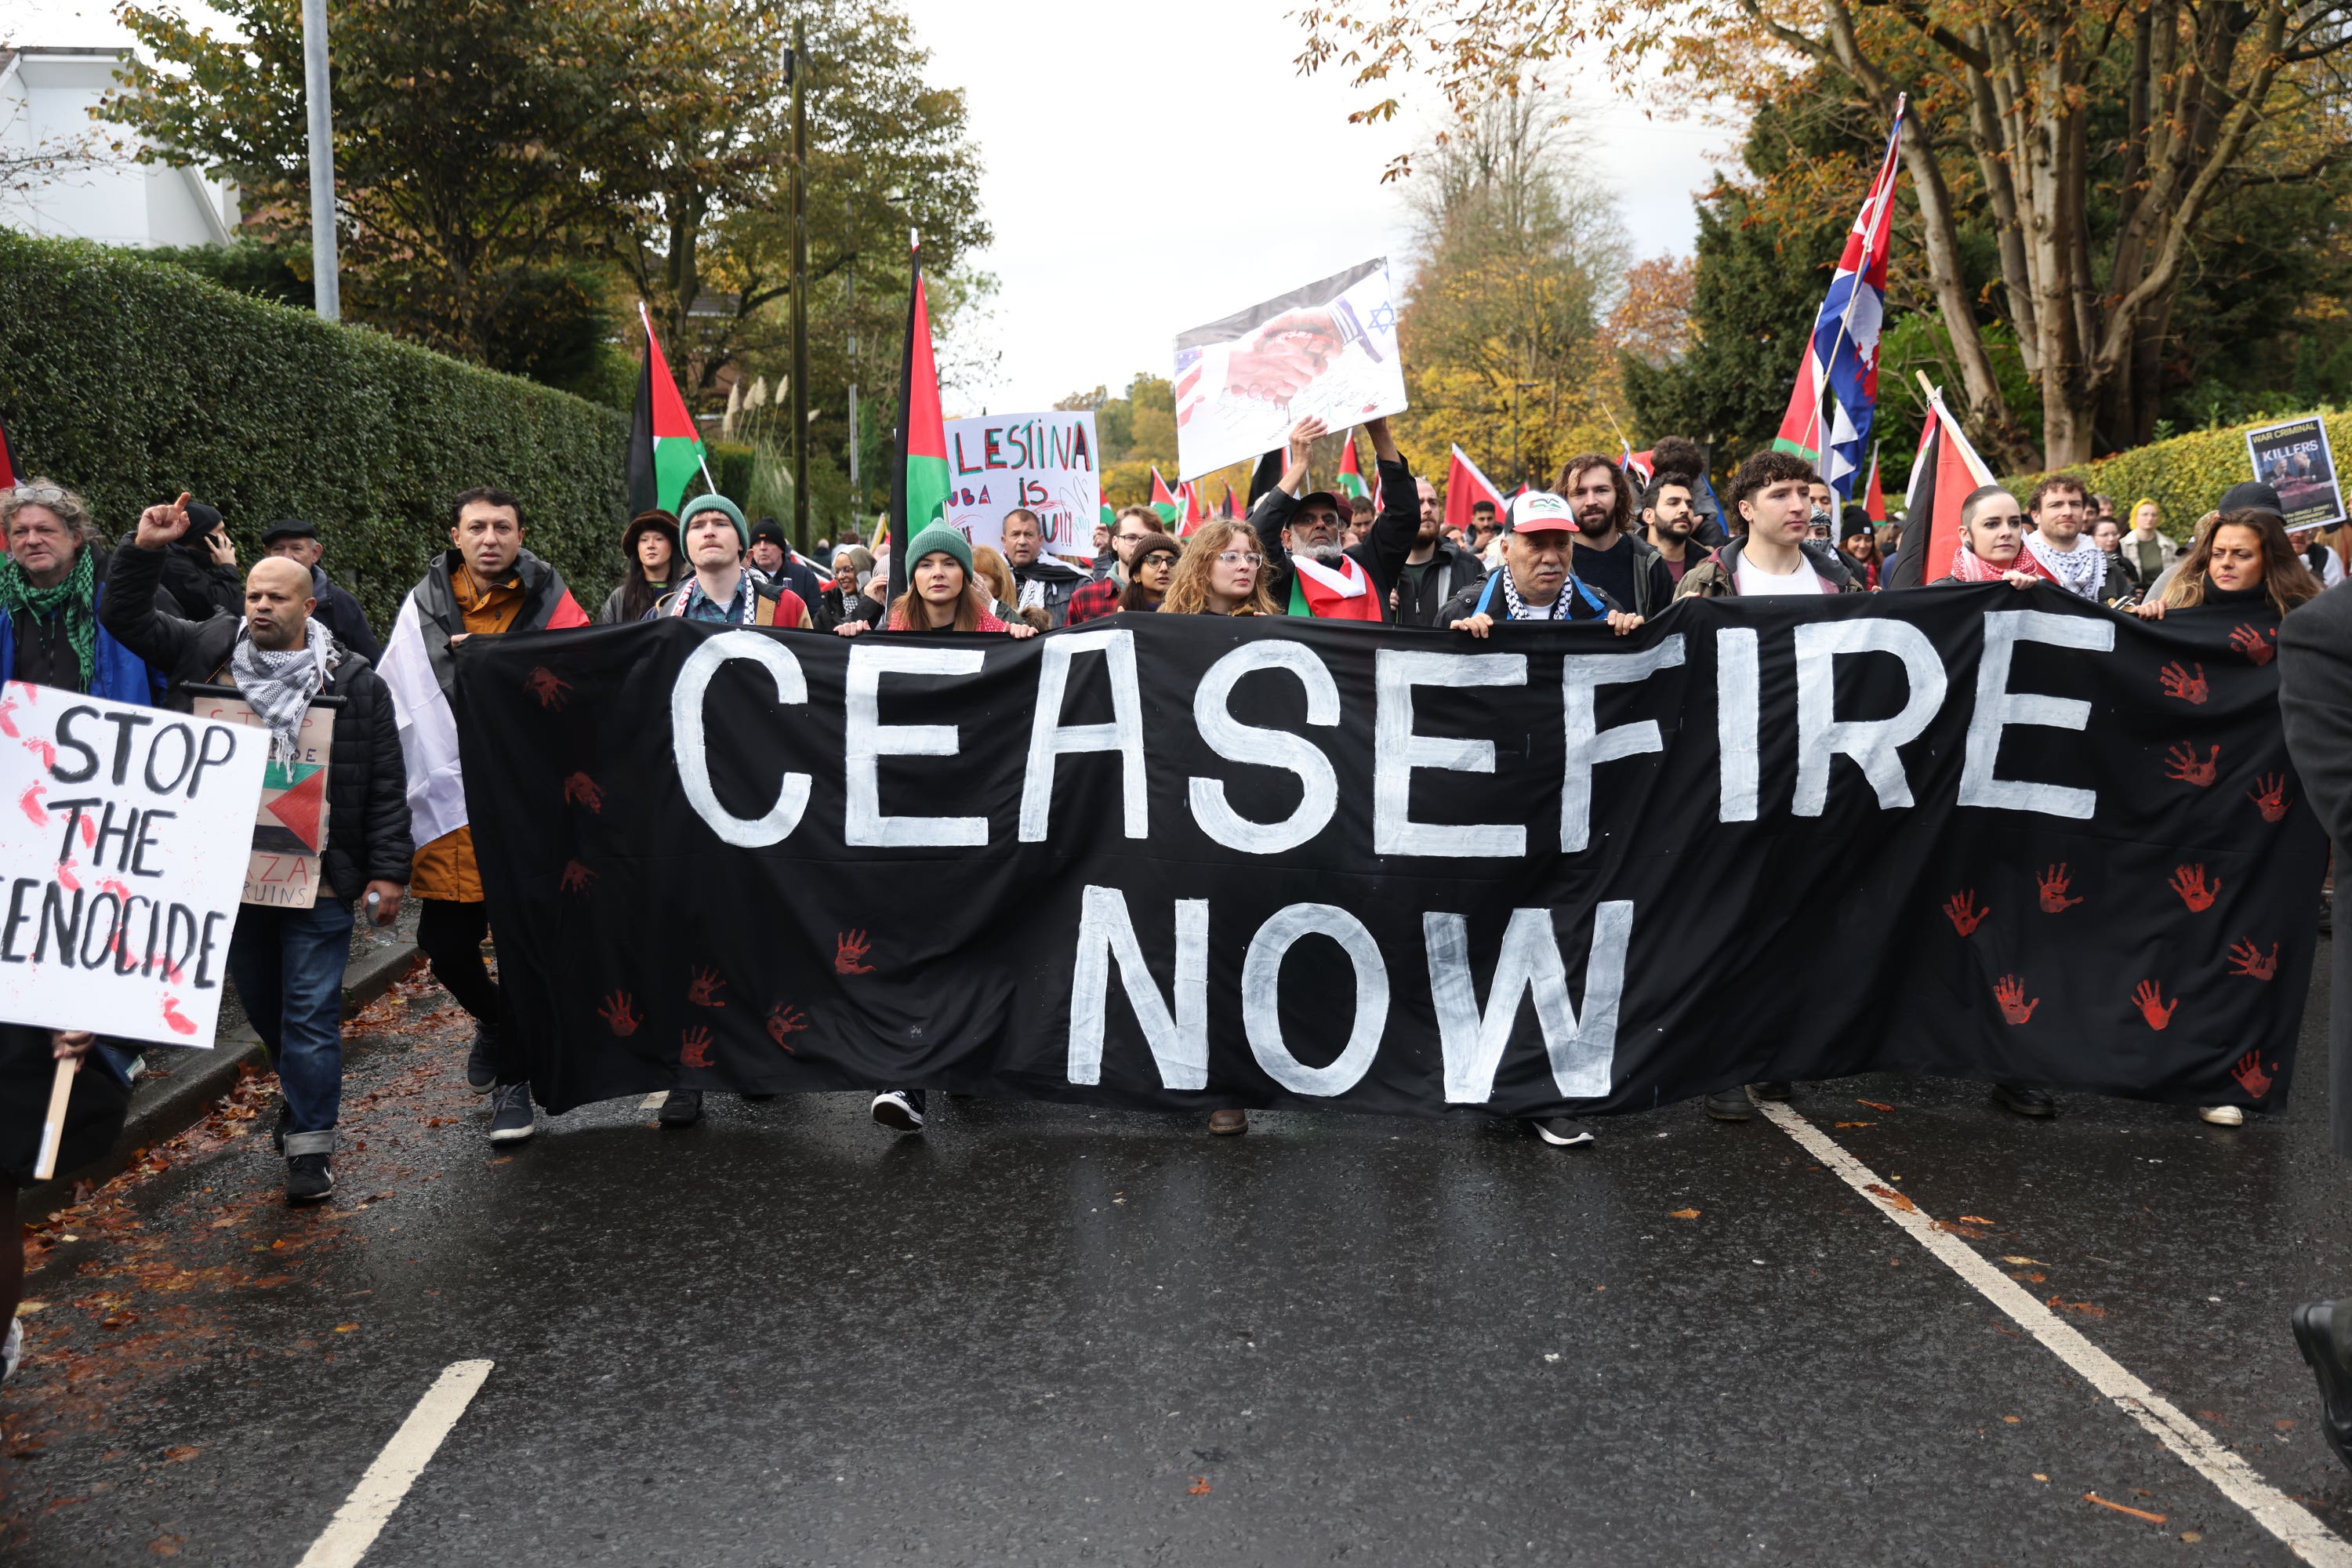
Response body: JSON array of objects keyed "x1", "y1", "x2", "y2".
[
  {"x1": 100, "y1": 495, "x2": 412, "y2": 1207},
  {"x1": 2280, "y1": 581, "x2": 2352, "y2": 1472},
  {"x1": 157, "y1": 499, "x2": 245, "y2": 622},
  {"x1": 1247, "y1": 412, "x2": 1419, "y2": 621},
  {"x1": 262, "y1": 519, "x2": 382, "y2": 662},
  {"x1": 1392, "y1": 474, "x2": 1488, "y2": 626}
]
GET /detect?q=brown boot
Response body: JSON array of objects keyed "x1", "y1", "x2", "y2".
[{"x1": 1207, "y1": 1108, "x2": 1248, "y2": 1136}]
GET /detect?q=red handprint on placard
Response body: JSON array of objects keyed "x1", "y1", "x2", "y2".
[
  {"x1": 835, "y1": 930, "x2": 876, "y2": 974},
  {"x1": 2227, "y1": 939, "x2": 2279, "y2": 980},
  {"x1": 20, "y1": 736, "x2": 53, "y2": 769},
  {"x1": 2248, "y1": 773, "x2": 2294, "y2": 822},
  {"x1": 161, "y1": 996, "x2": 198, "y2": 1036},
  {"x1": 2169, "y1": 864, "x2": 2221, "y2": 912},
  {"x1": 597, "y1": 992, "x2": 640, "y2": 1035},
  {"x1": 1994, "y1": 975, "x2": 2039, "y2": 1025},
  {"x1": 2132, "y1": 980, "x2": 2178, "y2": 1030},
  {"x1": 1943, "y1": 891, "x2": 1988, "y2": 937},
  {"x1": 687, "y1": 967, "x2": 726, "y2": 1007},
  {"x1": 2158, "y1": 662, "x2": 2209, "y2": 705},
  {"x1": 525, "y1": 666, "x2": 572, "y2": 710},
  {"x1": 767, "y1": 1003, "x2": 808, "y2": 1051},
  {"x1": 2037, "y1": 865, "x2": 2083, "y2": 913},
  {"x1": 18, "y1": 781, "x2": 45, "y2": 826},
  {"x1": 2230, "y1": 1051, "x2": 2274, "y2": 1098},
  {"x1": 561, "y1": 772, "x2": 605, "y2": 813},
  {"x1": 559, "y1": 859, "x2": 596, "y2": 895},
  {"x1": 2230, "y1": 624, "x2": 2276, "y2": 666},
  {"x1": 680, "y1": 1026, "x2": 713, "y2": 1069},
  {"x1": 2164, "y1": 743, "x2": 2220, "y2": 787},
  {"x1": 0, "y1": 695, "x2": 20, "y2": 739}
]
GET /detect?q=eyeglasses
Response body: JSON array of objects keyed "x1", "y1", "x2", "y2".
[
  {"x1": 5, "y1": 485, "x2": 67, "y2": 506},
  {"x1": 1214, "y1": 551, "x2": 1264, "y2": 567},
  {"x1": 1116, "y1": 532, "x2": 1155, "y2": 545}
]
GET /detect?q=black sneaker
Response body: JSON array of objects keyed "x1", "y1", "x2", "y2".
[
  {"x1": 870, "y1": 1089, "x2": 926, "y2": 1134},
  {"x1": 285, "y1": 1153, "x2": 334, "y2": 1205},
  {"x1": 1704, "y1": 1087, "x2": 1754, "y2": 1120},
  {"x1": 488, "y1": 1082, "x2": 536, "y2": 1143},
  {"x1": 2292, "y1": 1301, "x2": 2352, "y2": 1475},
  {"x1": 465, "y1": 1024, "x2": 498, "y2": 1094},
  {"x1": 1534, "y1": 1116, "x2": 1595, "y2": 1148},
  {"x1": 1992, "y1": 1083, "x2": 2056, "y2": 1118},
  {"x1": 1753, "y1": 1082, "x2": 1793, "y2": 1102},
  {"x1": 659, "y1": 1088, "x2": 704, "y2": 1127}
]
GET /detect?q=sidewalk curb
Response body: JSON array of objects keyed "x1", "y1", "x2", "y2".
[{"x1": 16, "y1": 939, "x2": 423, "y2": 1224}]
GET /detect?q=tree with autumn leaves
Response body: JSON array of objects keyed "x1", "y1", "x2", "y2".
[{"x1": 1299, "y1": 0, "x2": 2352, "y2": 470}]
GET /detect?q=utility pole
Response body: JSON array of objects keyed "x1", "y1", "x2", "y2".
[
  {"x1": 788, "y1": 20, "x2": 810, "y2": 552},
  {"x1": 298, "y1": 0, "x2": 339, "y2": 320},
  {"x1": 847, "y1": 260, "x2": 858, "y2": 515}
]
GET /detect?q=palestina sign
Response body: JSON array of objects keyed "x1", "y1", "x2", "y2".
[
  {"x1": 0, "y1": 681, "x2": 268, "y2": 1047},
  {"x1": 456, "y1": 592, "x2": 2321, "y2": 1121},
  {"x1": 942, "y1": 411, "x2": 1100, "y2": 564}
]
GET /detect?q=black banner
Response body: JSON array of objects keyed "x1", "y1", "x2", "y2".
[{"x1": 454, "y1": 588, "x2": 2323, "y2": 1120}]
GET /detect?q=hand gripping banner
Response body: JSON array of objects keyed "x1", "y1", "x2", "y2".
[{"x1": 454, "y1": 590, "x2": 2321, "y2": 1120}]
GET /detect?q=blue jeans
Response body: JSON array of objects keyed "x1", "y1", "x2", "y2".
[{"x1": 227, "y1": 898, "x2": 355, "y2": 1156}]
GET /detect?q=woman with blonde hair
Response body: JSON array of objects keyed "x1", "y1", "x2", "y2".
[
  {"x1": 2122, "y1": 497, "x2": 2177, "y2": 583},
  {"x1": 1162, "y1": 518, "x2": 1277, "y2": 618}
]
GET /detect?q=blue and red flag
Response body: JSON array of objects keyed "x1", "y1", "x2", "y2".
[{"x1": 1773, "y1": 95, "x2": 1906, "y2": 503}]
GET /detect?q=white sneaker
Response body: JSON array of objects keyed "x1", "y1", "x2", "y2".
[
  {"x1": 2198, "y1": 1105, "x2": 2245, "y2": 1127},
  {"x1": 869, "y1": 1090, "x2": 926, "y2": 1134},
  {"x1": 3, "y1": 1316, "x2": 22, "y2": 1383}
]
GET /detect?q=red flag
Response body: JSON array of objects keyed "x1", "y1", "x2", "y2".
[
  {"x1": 1183, "y1": 480, "x2": 1205, "y2": 527},
  {"x1": 1337, "y1": 430, "x2": 1369, "y2": 502},
  {"x1": 1863, "y1": 445, "x2": 1886, "y2": 523},
  {"x1": 1906, "y1": 387, "x2": 1995, "y2": 584},
  {"x1": 0, "y1": 406, "x2": 21, "y2": 487},
  {"x1": 1443, "y1": 445, "x2": 1508, "y2": 533}
]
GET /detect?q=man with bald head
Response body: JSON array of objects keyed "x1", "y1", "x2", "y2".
[{"x1": 101, "y1": 495, "x2": 412, "y2": 1207}]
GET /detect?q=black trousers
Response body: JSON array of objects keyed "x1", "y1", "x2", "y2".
[{"x1": 416, "y1": 898, "x2": 525, "y2": 1085}]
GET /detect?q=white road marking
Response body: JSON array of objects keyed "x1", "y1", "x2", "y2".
[
  {"x1": 296, "y1": 1359, "x2": 494, "y2": 1568},
  {"x1": 641, "y1": 1091, "x2": 670, "y2": 1109},
  {"x1": 1760, "y1": 1100, "x2": 2352, "y2": 1566}
]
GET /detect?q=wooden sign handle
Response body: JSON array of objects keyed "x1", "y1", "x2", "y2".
[{"x1": 32, "y1": 1055, "x2": 78, "y2": 1181}]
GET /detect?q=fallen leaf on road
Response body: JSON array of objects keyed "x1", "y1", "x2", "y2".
[
  {"x1": 1668, "y1": 1208, "x2": 1700, "y2": 1220},
  {"x1": 2278, "y1": 1419, "x2": 2298, "y2": 1430},
  {"x1": 2002, "y1": 1256, "x2": 2043, "y2": 1265},
  {"x1": 1864, "y1": 1183, "x2": 1917, "y2": 1213},
  {"x1": 1835, "y1": 1121, "x2": 1875, "y2": 1128},
  {"x1": 2180, "y1": 1531, "x2": 2202, "y2": 1543},
  {"x1": 2009, "y1": 1270, "x2": 2047, "y2": 1283},
  {"x1": 2033, "y1": 1473, "x2": 2049, "y2": 1482},
  {"x1": 2083, "y1": 1493, "x2": 2165, "y2": 1524},
  {"x1": 14, "y1": 1301, "x2": 44, "y2": 1314},
  {"x1": 1857, "y1": 1099, "x2": 1895, "y2": 1111},
  {"x1": 2002, "y1": 1416, "x2": 2020, "y2": 1424},
  {"x1": 1959, "y1": 1214, "x2": 1994, "y2": 1225},
  {"x1": 1934, "y1": 1220, "x2": 1988, "y2": 1237},
  {"x1": 333, "y1": 1323, "x2": 359, "y2": 1334},
  {"x1": 1188, "y1": 1476, "x2": 1211, "y2": 1496},
  {"x1": 162, "y1": 1446, "x2": 199, "y2": 1463},
  {"x1": 149, "y1": 1536, "x2": 184, "y2": 1556},
  {"x1": 2048, "y1": 1296, "x2": 2107, "y2": 1319}
]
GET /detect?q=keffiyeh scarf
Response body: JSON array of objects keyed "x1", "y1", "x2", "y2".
[
  {"x1": 230, "y1": 617, "x2": 336, "y2": 763},
  {"x1": 2025, "y1": 532, "x2": 2106, "y2": 599}
]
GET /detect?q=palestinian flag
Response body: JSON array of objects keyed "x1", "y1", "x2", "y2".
[
  {"x1": 1335, "y1": 430, "x2": 1369, "y2": 502},
  {"x1": 1863, "y1": 443, "x2": 1887, "y2": 523},
  {"x1": 1906, "y1": 384, "x2": 1995, "y2": 584},
  {"x1": 1287, "y1": 553, "x2": 1382, "y2": 621},
  {"x1": 889, "y1": 245, "x2": 952, "y2": 608},
  {"x1": 1221, "y1": 483, "x2": 1240, "y2": 520},
  {"x1": 1149, "y1": 467, "x2": 1181, "y2": 528},
  {"x1": 1180, "y1": 479, "x2": 1206, "y2": 534},
  {"x1": 1443, "y1": 444, "x2": 1508, "y2": 534},
  {"x1": 627, "y1": 303, "x2": 706, "y2": 514}
]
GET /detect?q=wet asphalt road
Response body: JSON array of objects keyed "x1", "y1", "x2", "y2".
[{"x1": 5, "y1": 959, "x2": 2351, "y2": 1566}]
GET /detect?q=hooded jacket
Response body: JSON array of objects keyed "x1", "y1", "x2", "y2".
[
  {"x1": 1672, "y1": 537, "x2": 1860, "y2": 599},
  {"x1": 157, "y1": 536, "x2": 245, "y2": 622},
  {"x1": 98, "y1": 542, "x2": 412, "y2": 902},
  {"x1": 1393, "y1": 536, "x2": 1490, "y2": 627}
]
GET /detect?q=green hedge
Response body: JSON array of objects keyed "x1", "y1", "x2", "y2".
[
  {"x1": 2002, "y1": 409, "x2": 2348, "y2": 543},
  {"x1": 0, "y1": 230, "x2": 632, "y2": 628}
]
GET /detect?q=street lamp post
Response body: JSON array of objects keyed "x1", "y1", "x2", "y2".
[
  {"x1": 787, "y1": 20, "x2": 810, "y2": 552},
  {"x1": 298, "y1": 0, "x2": 339, "y2": 321}
]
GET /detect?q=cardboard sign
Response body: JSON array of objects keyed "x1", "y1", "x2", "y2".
[
  {"x1": 0, "y1": 681, "x2": 267, "y2": 1048},
  {"x1": 2245, "y1": 416, "x2": 2347, "y2": 532},
  {"x1": 942, "y1": 411, "x2": 1101, "y2": 564},
  {"x1": 1172, "y1": 258, "x2": 1408, "y2": 481},
  {"x1": 186, "y1": 685, "x2": 336, "y2": 908}
]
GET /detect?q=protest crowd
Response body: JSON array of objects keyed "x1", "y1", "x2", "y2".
[{"x1": 5, "y1": 410, "x2": 2352, "y2": 1461}]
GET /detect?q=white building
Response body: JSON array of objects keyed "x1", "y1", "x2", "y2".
[{"x1": 0, "y1": 45, "x2": 238, "y2": 248}]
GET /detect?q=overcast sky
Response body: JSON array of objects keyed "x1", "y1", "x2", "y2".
[{"x1": 13, "y1": 0, "x2": 1729, "y2": 416}]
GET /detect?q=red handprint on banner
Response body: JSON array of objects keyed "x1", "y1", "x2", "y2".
[
  {"x1": 2229, "y1": 624, "x2": 2277, "y2": 666},
  {"x1": 597, "y1": 992, "x2": 640, "y2": 1035},
  {"x1": 2131, "y1": 980, "x2": 2178, "y2": 1030},
  {"x1": 767, "y1": 1003, "x2": 808, "y2": 1051},
  {"x1": 2158, "y1": 662, "x2": 2209, "y2": 705},
  {"x1": 680, "y1": 1026, "x2": 713, "y2": 1069},
  {"x1": 2231, "y1": 1051, "x2": 2274, "y2": 1098},
  {"x1": 1994, "y1": 975, "x2": 2039, "y2": 1025},
  {"x1": 2248, "y1": 773, "x2": 2294, "y2": 822},
  {"x1": 2036, "y1": 865, "x2": 2083, "y2": 913},
  {"x1": 2163, "y1": 743, "x2": 2220, "y2": 787},
  {"x1": 2169, "y1": 864, "x2": 2221, "y2": 912},
  {"x1": 562, "y1": 772, "x2": 605, "y2": 813},
  {"x1": 2227, "y1": 939, "x2": 2280, "y2": 980},
  {"x1": 835, "y1": 930, "x2": 877, "y2": 974},
  {"x1": 559, "y1": 859, "x2": 596, "y2": 895},
  {"x1": 525, "y1": 666, "x2": 572, "y2": 710},
  {"x1": 687, "y1": 967, "x2": 726, "y2": 1007},
  {"x1": 1943, "y1": 891, "x2": 1988, "y2": 937}
]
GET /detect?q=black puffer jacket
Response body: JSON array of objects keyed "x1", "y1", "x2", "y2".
[{"x1": 97, "y1": 542, "x2": 413, "y2": 901}]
